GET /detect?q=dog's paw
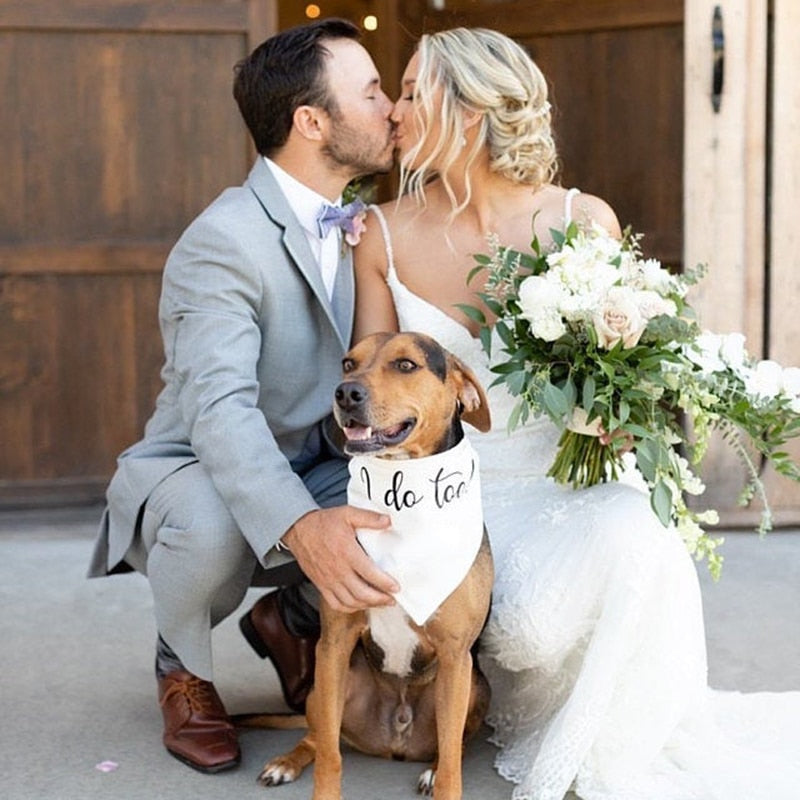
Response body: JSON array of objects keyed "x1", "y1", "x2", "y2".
[
  {"x1": 257, "y1": 757, "x2": 301, "y2": 787},
  {"x1": 417, "y1": 767, "x2": 436, "y2": 796}
]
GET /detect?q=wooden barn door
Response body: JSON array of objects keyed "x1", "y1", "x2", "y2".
[
  {"x1": 0, "y1": 0, "x2": 275, "y2": 507},
  {"x1": 685, "y1": 0, "x2": 800, "y2": 524},
  {"x1": 764, "y1": 1, "x2": 800, "y2": 520}
]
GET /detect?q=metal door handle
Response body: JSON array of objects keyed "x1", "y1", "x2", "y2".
[{"x1": 712, "y1": 5, "x2": 724, "y2": 112}]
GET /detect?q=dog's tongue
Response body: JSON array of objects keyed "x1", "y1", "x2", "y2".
[{"x1": 343, "y1": 424, "x2": 373, "y2": 441}]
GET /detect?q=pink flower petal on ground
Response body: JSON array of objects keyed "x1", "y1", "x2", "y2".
[{"x1": 95, "y1": 760, "x2": 119, "y2": 772}]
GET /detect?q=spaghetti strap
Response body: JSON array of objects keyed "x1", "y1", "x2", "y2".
[
  {"x1": 564, "y1": 187, "x2": 581, "y2": 225},
  {"x1": 368, "y1": 204, "x2": 397, "y2": 278}
]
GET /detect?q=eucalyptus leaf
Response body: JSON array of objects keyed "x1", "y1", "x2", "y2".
[
  {"x1": 479, "y1": 325, "x2": 492, "y2": 357},
  {"x1": 636, "y1": 440, "x2": 658, "y2": 482},
  {"x1": 542, "y1": 382, "x2": 569, "y2": 419},
  {"x1": 582, "y1": 375, "x2": 596, "y2": 411},
  {"x1": 455, "y1": 304, "x2": 486, "y2": 325},
  {"x1": 652, "y1": 480, "x2": 673, "y2": 527}
]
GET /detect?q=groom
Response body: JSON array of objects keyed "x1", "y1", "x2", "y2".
[{"x1": 88, "y1": 18, "x2": 399, "y2": 773}]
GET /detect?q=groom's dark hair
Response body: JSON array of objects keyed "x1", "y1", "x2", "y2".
[{"x1": 233, "y1": 17, "x2": 361, "y2": 156}]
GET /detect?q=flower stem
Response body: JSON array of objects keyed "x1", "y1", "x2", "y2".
[{"x1": 547, "y1": 430, "x2": 624, "y2": 488}]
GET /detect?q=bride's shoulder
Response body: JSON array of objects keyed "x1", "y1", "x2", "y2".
[
  {"x1": 355, "y1": 204, "x2": 390, "y2": 275},
  {"x1": 359, "y1": 198, "x2": 414, "y2": 265},
  {"x1": 530, "y1": 184, "x2": 620, "y2": 237},
  {"x1": 567, "y1": 189, "x2": 622, "y2": 237}
]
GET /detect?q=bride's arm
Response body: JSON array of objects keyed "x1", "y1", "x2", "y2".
[{"x1": 352, "y1": 207, "x2": 399, "y2": 344}]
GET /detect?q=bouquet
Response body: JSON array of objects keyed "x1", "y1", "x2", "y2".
[{"x1": 461, "y1": 221, "x2": 800, "y2": 578}]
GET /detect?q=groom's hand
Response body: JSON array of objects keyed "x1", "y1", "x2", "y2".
[{"x1": 282, "y1": 507, "x2": 398, "y2": 613}]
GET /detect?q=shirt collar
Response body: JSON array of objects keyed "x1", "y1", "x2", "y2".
[{"x1": 263, "y1": 156, "x2": 339, "y2": 240}]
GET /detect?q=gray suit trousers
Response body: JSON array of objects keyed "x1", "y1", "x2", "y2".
[{"x1": 124, "y1": 456, "x2": 348, "y2": 681}]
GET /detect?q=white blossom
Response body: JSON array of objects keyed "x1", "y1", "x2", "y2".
[
  {"x1": 517, "y1": 275, "x2": 568, "y2": 341},
  {"x1": 719, "y1": 333, "x2": 748, "y2": 372},
  {"x1": 744, "y1": 359, "x2": 783, "y2": 402},
  {"x1": 686, "y1": 332, "x2": 726, "y2": 374},
  {"x1": 635, "y1": 290, "x2": 677, "y2": 321}
]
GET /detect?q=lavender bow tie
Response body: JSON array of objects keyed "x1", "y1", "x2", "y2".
[{"x1": 316, "y1": 199, "x2": 366, "y2": 239}]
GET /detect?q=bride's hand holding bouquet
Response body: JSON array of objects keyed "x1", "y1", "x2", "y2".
[{"x1": 461, "y1": 221, "x2": 800, "y2": 578}]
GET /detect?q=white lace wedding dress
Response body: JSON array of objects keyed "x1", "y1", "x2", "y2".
[{"x1": 371, "y1": 205, "x2": 800, "y2": 800}]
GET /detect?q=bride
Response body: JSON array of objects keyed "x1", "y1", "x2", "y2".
[{"x1": 354, "y1": 27, "x2": 800, "y2": 800}]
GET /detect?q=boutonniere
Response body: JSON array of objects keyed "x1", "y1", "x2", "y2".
[
  {"x1": 339, "y1": 177, "x2": 376, "y2": 255},
  {"x1": 341, "y1": 209, "x2": 367, "y2": 252}
]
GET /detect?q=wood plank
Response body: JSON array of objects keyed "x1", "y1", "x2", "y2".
[
  {"x1": 424, "y1": 0, "x2": 683, "y2": 37},
  {"x1": 0, "y1": 30, "x2": 247, "y2": 247},
  {"x1": 762, "y1": 0, "x2": 800, "y2": 514},
  {"x1": 0, "y1": 1, "x2": 248, "y2": 32},
  {"x1": 0, "y1": 243, "x2": 171, "y2": 275},
  {"x1": 0, "y1": 272, "x2": 162, "y2": 486},
  {"x1": 0, "y1": 1, "x2": 254, "y2": 507},
  {"x1": 684, "y1": 0, "x2": 766, "y2": 349},
  {"x1": 247, "y1": 0, "x2": 277, "y2": 52},
  {"x1": 683, "y1": 0, "x2": 768, "y2": 514}
]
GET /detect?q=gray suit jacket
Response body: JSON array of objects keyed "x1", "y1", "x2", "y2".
[{"x1": 89, "y1": 158, "x2": 353, "y2": 577}]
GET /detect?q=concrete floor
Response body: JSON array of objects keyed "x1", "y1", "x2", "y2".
[{"x1": 1, "y1": 504, "x2": 799, "y2": 800}]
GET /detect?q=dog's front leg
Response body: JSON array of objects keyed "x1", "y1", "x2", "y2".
[
  {"x1": 309, "y1": 603, "x2": 364, "y2": 800},
  {"x1": 430, "y1": 649, "x2": 473, "y2": 800}
]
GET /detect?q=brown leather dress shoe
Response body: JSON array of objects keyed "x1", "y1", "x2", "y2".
[
  {"x1": 158, "y1": 670, "x2": 240, "y2": 773},
  {"x1": 239, "y1": 591, "x2": 317, "y2": 713}
]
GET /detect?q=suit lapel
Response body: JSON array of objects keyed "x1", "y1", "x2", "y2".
[{"x1": 246, "y1": 159, "x2": 352, "y2": 348}]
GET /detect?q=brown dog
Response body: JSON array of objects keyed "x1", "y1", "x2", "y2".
[{"x1": 258, "y1": 332, "x2": 493, "y2": 800}]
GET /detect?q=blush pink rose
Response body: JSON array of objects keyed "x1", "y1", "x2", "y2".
[
  {"x1": 345, "y1": 211, "x2": 367, "y2": 246},
  {"x1": 593, "y1": 286, "x2": 647, "y2": 349}
]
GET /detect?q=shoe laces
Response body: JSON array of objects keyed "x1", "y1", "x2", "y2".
[{"x1": 161, "y1": 675, "x2": 221, "y2": 716}]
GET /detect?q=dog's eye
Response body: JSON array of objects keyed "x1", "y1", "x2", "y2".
[
  {"x1": 342, "y1": 357, "x2": 356, "y2": 373},
  {"x1": 393, "y1": 358, "x2": 419, "y2": 373}
]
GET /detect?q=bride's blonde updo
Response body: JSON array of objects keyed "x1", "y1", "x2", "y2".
[{"x1": 400, "y1": 27, "x2": 558, "y2": 215}]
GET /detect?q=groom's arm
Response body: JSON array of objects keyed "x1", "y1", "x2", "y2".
[{"x1": 162, "y1": 201, "x2": 397, "y2": 610}]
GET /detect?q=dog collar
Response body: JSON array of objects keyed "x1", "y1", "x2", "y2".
[{"x1": 347, "y1": 436, "x2": 483, "y2": 626}]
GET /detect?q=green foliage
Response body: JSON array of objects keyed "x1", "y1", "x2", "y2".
[{"x1": 464, "y1": 222, "x2": 800, "y2": 579}]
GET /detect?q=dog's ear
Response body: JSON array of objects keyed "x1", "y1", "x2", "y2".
[{"x1": 448, "y1": 356, "x2": 491, "y2": 433}]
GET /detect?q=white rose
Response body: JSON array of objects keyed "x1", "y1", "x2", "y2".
[
  {"x1": 593, "y1": 286, "x2": 646, "y2": 349},
  {"x1": 518, "y1": 274, "x2": 562, "y2": 312},
  {"x1": 635, "y1": 290, "x2": 677, "y2": 321},
  {"x1": 517, "y1": 275, "x2": 567, "y2": 341},
  {"x1": 719, "y1": 332, "x2": 748, "y2": 372},
  {"x1": 559, "y1": 292, "x2": 595, "y2": 324},
  {"x1": 640, "y1": 258, "x2": 676, "y2": 294},
  {"x1": 781, "y1": 366, "x2": 800, "y2": 397},
  {"x1": 686, "y1": 332, "x2": 726, "y2": 374},
  {"x1": 547, "y1": 247, "x2": 617, "y2": 296},
  {"x1": 744, "y1": 359, "x2": 783, "y2": 401},
  {"x1": 529, "y1": 310, "x2": 568, "y2": 341}
]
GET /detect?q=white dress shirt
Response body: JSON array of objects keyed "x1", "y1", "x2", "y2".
[{"x1": 263, "y1": 157, "x2": 341, "y2": 300}]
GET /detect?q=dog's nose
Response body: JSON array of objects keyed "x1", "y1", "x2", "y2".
[{"x1": 335, "y1": 381, "x2": 368, "y2": 409}]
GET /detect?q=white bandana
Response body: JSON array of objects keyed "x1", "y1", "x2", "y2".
[{"x1": 348, "y1": 436, "x2": 483, "y2": 625}]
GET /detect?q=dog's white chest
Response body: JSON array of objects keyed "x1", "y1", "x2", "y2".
[{"x1": 366, "y1": 605, "x2": 421, "y2": 678}]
